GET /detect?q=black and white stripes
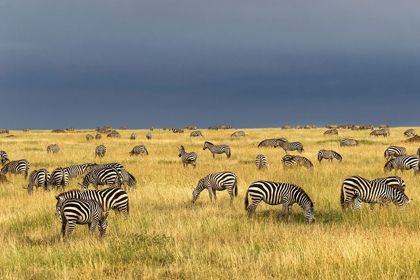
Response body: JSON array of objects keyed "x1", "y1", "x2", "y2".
[
  {"x1": 191, "y1": 171, "x2": 238, "y2": 204},
  {"x1": 340, "y1": 139, "x2": 358, "y2": 147},
  {"x1": 384, "y1": 156, "x2": 419, "y2": 174},
  {"x1": 129, "y1": 145, "x2": 148, "y2": 156},
  {"x1": 258, "y1": 138, "x2": 287, "y2": 148},
  {"x1": 384, "y1": 146, "x2": 407, "y2": 160},
  {"x1": 178, "y1": 146, "x2": 198, "y2": 168},
  {"x1": 318, "y1": 150, "x2": 342, "y2": 163},
  {"x1": 203, "y1": 141, "x2": 231, "y2": 158},
  {"x1": 281, "y1": 155, "x2": 313, "y2": 170},
  {"x1": 190, "y1": 131, "x2": 203, "y2": 137},
  {"x1": 231, "y1": 131, "x2": 245, "y2": 137},
  {"x1": 50, "y1": 167, "x2": 70, "y2": 190},
  {"x1": 25, "y1": 169, "x2": 51, "y2": 194},
  {"x1": 47, "y1": 144, "x2": 60, "y2": 153},
  {"x1": 0, "y1": 151, "x2": 9, "y2": 165},
  {"x1": 275, "y1": 141, "x2": 304, "y2": 153},
  {"x1": 95, "y1": 145, "x2": 107, "y2": 157},
  {"x1": 255, "y1": 154, "x2": 267, "y2": 169},
  {"x1": 1, "y1": 159, "x2": 30, "y2": 178}
]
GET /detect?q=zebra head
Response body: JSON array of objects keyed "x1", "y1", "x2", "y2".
[
  {"x1": 78, "y1": 181, "x2": 89, "y2": 190},
  {"x1": 191, "y1": 179, "x2": 204, "y2": 203},
  {"x1": 98, "y1": 212, "x2": 109, "y2": 237},
  {"x1": 178, "y1": 146, "x2": 185, "y2": 157},
  {"x1": 203, "y1": 141, "x2": 212, "y2": 150},
  {"x1": 384, "y1": 160, "x2": 394, "y2": 173},
  {"x1": 304, "y1": 202, "x2": 315, "y2": 222}
]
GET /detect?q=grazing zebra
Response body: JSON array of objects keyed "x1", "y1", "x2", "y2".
[
  {"x1": 129, "y1": 145, "x2": 149, "y2": 156},
  {"x1": 324, "y1": 129, "x2": 338, "y2": 135},
  {"x1": 340, "y1": 139, "x2": 358, "y2": 147},
  {"x1": 317, "y1": 150, "x2": 342, "y2": 163},
  {"x1": 340, "y1": 175, "x2": 411, "y2": 210},
  {"x1": 255, "y1": 154, "x2": 267, "y2": 169},
  {"x1": 64, "y1": 163, "x2": 95, "y2": 179},
  {"x1": 281, "y1": 155, "x2": 313, "y2": 170},
  {"x1": 203, "y1": 141, "x2": 231, "y2": 158},
  {"x1": 56, "y1": 187, "x2": 129, "y2": 215},
  {"x1": 384, "y1": 156, "x2": 419, "y2": 174},
  {"x1": 95, "y1": 145, "x2": 106, "y2": 157},
  {"x1": 274, "y1": 141, "x2": 304, "y2": 153},
  {"x1": 86, "y1": 134, "x2": 94, "y2": 141},
  {"x1": 1, "y1": 159, "x2": 30, "y2": 178},
  {"x1": 372, "y1": 176, "x2": 406, "y2": 193},
  {"x1": 404, "y1": 129, "x2": 415, "y2": 137},
  {"x1": 384, "y1": 146, "x2": 407, "y2": 160},
  {"x1": 231, "y1": 131, "x2": 245, "y2": 137},
  {"x1": 107, "y1": 132, "x2": 120, "y2": 138},
  {"x1": 95, "y1": 134, "x2": 102, "y2": 140},
  {"x1": 370, "y1": 128, "x2": 390, "y2": 137},
  {"x1": 79, "y1": 167, "x2": 122, "y2": 190},
  {"x1": 0, "y1": 151, "x2": 9, "y2": 165},
  {"x1": 190, "y1": 131, "x2": 203, "y2": 137},
  {"x1": 57, "y1": 198, "x2": 109, "y2": 238},
  {"x1": 191, "y1": 171, "x2": 238, "y2": 204},
  {"x1": 244, "y1": 181, "x2": 315, "y2": 222},
  {"x1": 130, "y1": 133, "x2": 136, "y2": 140},
  {"x1": 258, "y1": 138, "x2": 287, "y2": 148},
  {"x1": 178, "y1": 146, "x2": 198, "y2": 168},
  {"x1": 146, "y1": 132, "x2": 152, "y2": 140},
  {"x1": 90, "y1": 163, "x2": 135, "y2": 189},
  {"x1": 50, "y1": 167, "x2": 70, "y2": 190},
  {"x1": 24, "y1": 169, "x2": 51, "y2": 194},
  {"x1": 47, "y1": 144, "x2": 60, "y2": 153}
]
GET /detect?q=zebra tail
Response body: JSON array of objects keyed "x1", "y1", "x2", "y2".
[
  {"x1": 244, "y1": 189, "x2": 250, "y2": 210},
  {"x1": 340, "y1": 182, "x2": 345, "y2": 209},
  {"x1": 234, "y1": 180, "x2": 238, "y2": 197},
  {"x1": 384, "y1": 150, "x2": 387, "y2": 158},
  {"x1": 228, "y1": 149, "x2": 231, "y2": 158},
  {"x1": 317, "y1": 153, "x2": 322, "y2": 162}
]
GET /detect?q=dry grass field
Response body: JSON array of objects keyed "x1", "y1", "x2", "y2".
[{"x1": 0, "y1": 127, "x2": 419, "y2": 279}]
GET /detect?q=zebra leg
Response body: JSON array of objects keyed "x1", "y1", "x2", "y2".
[
  {"x1": 352, "y1": 198, "x2": 362, "y2": 210},
  {"x1": 212, "y1": 189, "x2": 217, "y2": 201},
  {"x1": 89, "y1": 221, "x2": 98, "y2": 233},
  {"x1": 370, "y1": 203, "x2": 375, "y2": 210},
  {"x1": 280, "y1": 204, "x2": 287, "y2": 220},
  {"x1": 61, "y1": 221, "x2": 67, "y2": 237},
  {"x1": 208, "y1": 188, "x2": 213, "y2": 202},
  {"x1": 67, "y1": 221, "x2": 76, "y2": 238},
  {"x1": 288, "y1": 205, "x2": 293, "y2": 221},
  {"x1": 228, "y1": 189, "x2": 234, "y2": 204},
  {"x1": 212, "y1": 153, "x2": 215, "y2": 158},
  {"x1": 93, "y1": 182, "x2": 98, "y2": 190},
  {"x1": 247, "y1": 200, "x2": 261, "y2": 218}
]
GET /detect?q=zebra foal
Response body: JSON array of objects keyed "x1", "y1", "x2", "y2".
[{"x1": 191, "y1": 171, "x2": 238, "y2": 204}]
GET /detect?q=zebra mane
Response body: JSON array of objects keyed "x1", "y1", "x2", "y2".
[
  {"x1": 292, "y1": 184, "x2": 314, "y2": 208},
  {"x1": 204, "y1": 141, "x2": 213, "y2": 146}
]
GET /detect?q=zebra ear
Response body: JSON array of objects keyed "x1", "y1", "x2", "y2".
[
  {"x1": 78, "y1": 182, "x2": 82, "y2": 186},
  {"x1": 191, "y1": 185, "x2": 195, "y2": 190},
  {"x1": 104, "y1": 212, "x2": 109, "y2": 219},
  {"x1": 55, "y1": 196, "x2": 59, "y2": 200}
]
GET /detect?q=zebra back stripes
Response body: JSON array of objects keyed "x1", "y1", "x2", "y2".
[
  {"x1": 80, "y1": 167, "x2": 122, "y2": 190},
  {"x1": 318, "y1": 150, "x2": 342, "y2": 163},
  {"x1": 340, "y1": 139, "x2": 358, "y2": 147},
  {"x1": 275, "y1": 141, "x2": 304, "y2": 153},
  {"x1": 258, "y1": 138, "x2": 287, "y2": 148},
  {"x1": 95, "y1": 145, "x2": 107, "y2": 157},
  {"x1": 88, "y1": 163, "x2": 133, "y2": 189},
  {"x1": 384, "y1": 156, "x2": 419, "y2": 174},
  {"x1": 244, "y1": 181, "x2": 315, "y2": 222},
  {"x1": 384, "y1": 146, "x2": 407, "y2": 160},
  {"x1": 372, "y1": 176, "x2": 406, "y2": 193},
  {"x1": 1, "y1": 159, "x2": 30, "y2": 178},
  {"x1": 203, "y1": 141, "x2": 231, "y2": 158},
  {"x1": 255, "y1": 154, "x2": 267, "y2": 169},
  {"x1": 324, "y1": 129, "x2": 338, "y2": 135},
  {"x1": 129, "y1": 145, "x2": 148, "y2": 156},
  {"x1": 64, "y1": 163, "x2": 95, "y2": 179},
  {"x1": 25, "y1": 169, "x2": 51, "y2": 194},
  {"x1": 190, "y1": 131, "x2": 203, "y2": 137},
  {"x1": 178, "y1": 146, "x2": 198, "y2": 168},
  {"x1": 231, "y1": 131, "x2": 245, "y2": 137},
  {"x1": 50, "y1": 167, "x2": 70, "y2": 190},
  {"x1": 281, "y1": 155, "x2": 313, "y2": 170},
  {"x1": 0, "y1": 151, "x2": 9, "y2": 165},
  {"x1": 192, "y1": 171, "x2": 238, "y2": 204},
  {"x1": 370, "y1": 128, "x2": 390, "y2": 137}
]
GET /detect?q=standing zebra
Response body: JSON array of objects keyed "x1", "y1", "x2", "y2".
[
  {"x1": 340, "y1": 175, "x2": 411, "y2": 210},
  {"x1": 404, "y1": 129, "x2": 415, "y2": 137},
  {"x1": 56, "y1": 187, "x2": 129, "y2": 215},
  {"x1": 146, "y1": 132, "x2": 152, "y2": 140},
  {"x1": 384, "y1": 156, "x2": 419, "y2": 174},
  {"x1": 231, "y1": 131, "x2": 245, "y2": 137},
  {"x1": 255, "y1": 154, "x2": 268, "y2": 169},
  {"x1": 370, "y1": 128, "x2": 390, "y2": 137},
  {"x1": 64, "y1": 163, "x2": 95, "y2": 179},
  {"x1": 130, "y1": 133, "x2": 136, "y2": 140},
  {"x1": 1, "y1": 159, "x2": 30, "y2": 178},
  {"x1": 324, "y1": 129, "x2": 338, "y2": 135},
  {"x1": 80, "y1": 167, "x2": 123, "y2": 190},
  {"x1": 281, "y1": 155, "x2": 313, "y2": 170},
  {"x1": 275, "y1": 140, "x2": 304, "y2": 153},
  {"x1": 203, "y1": 141, "x2": 231, "y2": 158},
  {"x1": 95, "y1": 134, "x2": 102, "y2": 140},
  {"x1": 340, "y1": 139, "x2": 358, "y2": 147},
  {"x1": 86, "y1": 134, "x2": 94, "y2": 141},
  {"x1": 244, "y1": 181, "x2": 315, "y2": 222},
  {"x1": 95, "y1": 145, "x2": 106, "y2": 157},
  {"x1": 58, "y1": 198, "x2": 109, "y2": 238},
  {"x1": 372, "y1": 176, "x2": 406, "y2": 193},
  {"x1": 50, "y1": 167, "x2": 69, "y2": 190},
  {"x1": 190, "y1": 131, "x2": 203, "y2": 137},
  {"x1": 384, "y1": 146, "x2": 407, "y2": 160},
  {"x1": 0, "y1": 151, "x2": 9, "y2": 165},
  {"x1": 24, "y1": 169, "x2": 51, "y2": 194},
  {"x1": 47, "y1": 144, "x2": 60, "y2": 153},
  {"x1": 317, "y1": 150, "x2": 342, "y2": 163},
  {"x1": 129, "y1": 145, "x2": 149, "y2": 156},
  {"x1": 258, "y1": 138, "x2": 287, "y2": 148},
  {"x1": 178, "y1": 146, "x2": 198, "y2": 168},
  {"x1": 191, "y1": 171, "x2": 238, "y2": 204}
]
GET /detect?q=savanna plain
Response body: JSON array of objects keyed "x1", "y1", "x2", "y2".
[{"x1": 0, "y1": 127, "x2": 419, "y2": 280}]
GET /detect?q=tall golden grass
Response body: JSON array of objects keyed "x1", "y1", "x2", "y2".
[{"x1": 0, "y1": 127, "x2": 419, "y2": 279}]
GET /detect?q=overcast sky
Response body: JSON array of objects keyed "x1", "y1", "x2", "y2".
[{"x1": 1, "y1": 0, "x2": 419, "y2": 129}]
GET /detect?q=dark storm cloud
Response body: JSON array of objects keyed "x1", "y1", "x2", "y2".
[{"x1": 1, "y1": 0, "x2": 420, "y2": 129}]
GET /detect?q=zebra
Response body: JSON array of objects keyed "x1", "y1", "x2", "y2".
[
  {"x1": 231, "y1": 131, "x2": 245, "y2": 137},
  {"x1": 107, "y1": 132, "x2": 121, "y2": 138},
  {"x1": 57, "y1": 198, "x2": 109, "y2": 238},
  {"x1": 190, "y1": 131, "x2": 203, "y2": 137},
  {"x1": 418, "y1": 148, "x2": 420, "y2": 158},
  {"x1": 340, "y1": 175, "x2": 411, "y2": 210},
  {"x1": 64, "y1": 163, "x2": 95, "y2": 179},
  {"x1": 244, "y1": 181, "x2": 315, "y2": 222},
  {"x1": 95, "y1": 145, "x2": 106, "y2": 157},
  {"x1": 88, "y1": 163, "x2": 133, "y2": 189},
  {"x1": 95, "y1": 134, "x2": 102, "y2": 140},
  {"x1": 324, "y1": 129, "x2": 338, "y2": 135},
  {"x1": 340, "y1": 139, "x2": 358, "y2": 147},
  {"x1": 404, "y1": 129, "x2": 415, "y2": 137},
  {"x1": 129, "y1": 145, "x2": 149, "y2": 156},
  {"x1": 258, "y1": 138, "x2": 287, "y2": 148},
  {"x1": 146, "y1": 132, "x2": 152, "y2": 140},
  {"x1": 274, "y1": 140, "x2": 304, "y2": 153},
  {"x1": 24, "y1": 169, "x2": 51, "y2": 194},
  {"x1": 203, "y1": 141, "x2": 231, "y2": 158},
  {"x1": 86, "y1": 134, "x2": 94, "y2": 141},
  {"x1": 56, "y1": 187, "x2": 129, "y2": 215},
  {"x1": 384, "y1": 146, "x2": 407, "y2": 160},
  {"x1": 150, "y1": 126, "x2": 154, "y2": 131},
  {"x1": 178, "y1": 146, "x2": 198, "y2": 168},
  {"x1": 47, "y1": 144, "x2": 60, "y2": 153},
  {"x1": 317, "y1": 150, "x2": 342, "y2": 163},
  {"x1": 79, "y1": 167, "x2": 122, "y2": 190},
  {"x1": 50, "y1": 167, "x2": 70, "y2": 190},
  {"x1": 1, "y1": 159, "x2": 30, "y2": 178},
  {"x1": 191, "y1": 171, "x2": 238, "y2": 204},
  {"x1": 255, "y1": 154, "x2": 267, "y2": 169},
  {"x1": 384, "y1": 156, "x2": 419, "y2": 174},
  {"x1": 370, "y1": 128, "x2": 390, "y2": 137},
  {"x1": 130, "y1": 133, "x2": 136, "y2": 140},
  {"x1": 0, "y1": 151, "x2": 9, "y2": 165},
  {"x1": 372, "y1": 176, "x2": 406, "y2": 193},
  {"x1": 281, "y1": 155, "x2": 313, "y2": 170}
]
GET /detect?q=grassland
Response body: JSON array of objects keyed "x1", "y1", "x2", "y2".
[{"x1": 0, "y1": 127, "x2": 419, "y2": 279}]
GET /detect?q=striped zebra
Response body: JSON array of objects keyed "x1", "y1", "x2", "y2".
[
  {"x1": 64, "y1": 163, "x2": 95, "y2": 179},
  {"x1": 86, "y1": 134, "x2": 94, "y2": 141},
  {"x1": 190, "y1": 131, "x2": 203, "y2": 137},
  {"x1": 324, "y1": 129, "x2": 338, "y2": 135},
  {"x1": 340, "y1": 176, "x2": 411, "y2": 210},
  {"x1": 130, "y1": 133, "x2": 136, "y2": 140},
  {"x1": 404, "y1": 129, "x2": 415, "y2": 137},
  {"x1": 47, "y1": 144, "x2": 60, "y2": 153},
  {"x1": 203, "y1": 141, "x2": 231, "y2": 158},
  {"x1": 384, "y1": 146, "x2": 407, "y2": 160},
  {"x1": 107, "y1": 132, "x2": 121, "y2": 138},
  {"x1": 231, "y1": 131, "x2": 245, "y2": 137},
  {"x1": 340, "y1": 139, "x2": 358, "y2": 147},
  {"x1": 255, "y1": 154, "x2": 267, "y2": 169},
  {"x1": 146, "y1": 132, "x2": 152, "y2": 140},
  {"x1": 0, "y1": 151, "x2": 9, "y2": 165},
  {"x1": 372, "y1": 176, "x2": 406, "y2": 193},
  {"x1": 95, "y1": 145, "x2": 106, "y2": 157},
  {"x1": 129, "y1": 145, "x2": 148, "y2": 156},
  {"x1": 56, "y1": 187, "x2": 129, "y2": 215},
  {"x1": 150, "y1": 126, "x2": 154, "y2": 131},
  {"x1": 258, "y1": 138, "x2": 287, "y2": 148},
  {"x1": 89, "y1": 163, "x2": 134, "y2": 189},
  {"x1": 317, "y1": 150, "x2": 342, "y2": 163},
  {"x1": 24, "y1": 169, "x2": 51, "y2": 194},
  {"x1": 79, "y1": 167, "x2": 122, "y2": 190},
  {"x1": 1, "y1": 159, "x2": 30, "y2": 178},
  {"x1": 50, "y1": 167, "x2": 70, "y2": 190},
  {"x1": 57, "y1": 198, "x2": 109, "y2": 238},
  {"x1": 384, "y1": 156, "x2": 419, "y2": 174},
  {"x1": 95, "y1": 134, "x2": 102, "y2": 140},
  {"x1": 281, "y1": 155, "x2": 313, "y2": 170},
  {"x1": 418, "y1": 148, "x2": 420, "y2": 158},
  {"x1": 275, "y1": 140, "x2": 304, "y2": 153},
  {"x1": 191, "y1": 171, "x2": 238, "y2": 204},
  {"x1": 370, "y1": 128, "x2": 390, "y2": 137},
  {"x1": 244, "y1": 181, "x2": 315, "y2": 222},
  {"x1": 178, "y1": 146, "x2": 198, "y2": 168}
]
